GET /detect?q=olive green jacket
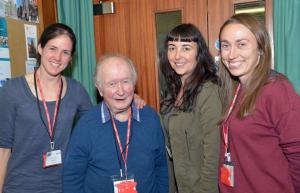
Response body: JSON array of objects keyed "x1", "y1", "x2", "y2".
[{"x1": 161, "y1": 81, "x2": 221, "y2": 193}]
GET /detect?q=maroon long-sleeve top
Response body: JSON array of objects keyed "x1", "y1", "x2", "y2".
[{"x1": 219, "y1": 75, "x2": 300, "y2": 193}]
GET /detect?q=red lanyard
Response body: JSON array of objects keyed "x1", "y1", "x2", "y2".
[
  {"x1": 111, "y1": 109, "x2": 132, "y2": 175},
  {"x1": 222, "y1": 83, "x2": 241, "y2": 158},
  {"x1": 36, "y1": 72, "x2": 62, "y2": 143}
]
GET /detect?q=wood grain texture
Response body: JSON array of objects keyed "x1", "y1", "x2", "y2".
[
  {"x1": 93, "y1": 0, "x2": 209, "y2": 110},
  {"x1": 154, "y1": 0, "x2": 181, "y2": 10},
  {"x1": 207, "y1": 0, "x2": 233, "y2": 57},
  {"x1": 93, "y1": 0, "x2": 159, "y2": 108},
  {"x1": 38, "y1": 0, "x2": 57, "y2": 31},
  {"x1": 183, "y1": 0, "x2": 208, "y2": 41},
  {"x1": 265, "y1": 0, "x2": 274, "y2": 66},
  {"x1": 93, "y1": 0, "x2": 273, "y2": 110}
]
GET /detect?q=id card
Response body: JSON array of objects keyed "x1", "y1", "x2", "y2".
[
  {"x1": 220, "y1": 163, "x2": 234, "y2": 187},
  {"x1": 111, "y1": 173, "x2": 137, "y2": 193},
  {"x1": 114, "y1": 180, "x2": 137, "y2": 193},
  {"x1": 42, "y1": 149, "x2": 62, "y2": 168}
]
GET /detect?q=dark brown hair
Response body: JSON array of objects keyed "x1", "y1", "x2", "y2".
[
  {"x1": 36, "y1": 23, "x2": 76, "y2": 66},
  {"x1": 160, "y1": 23, "x2": 219, "y2": 113}
]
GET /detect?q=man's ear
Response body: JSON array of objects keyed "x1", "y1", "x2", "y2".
[
  {"x1": 99, "y1": 89, "x2": 103, "y2": 97},
  {"x1": 95, "y1": 83, "x2": 103, "y2": 97}
]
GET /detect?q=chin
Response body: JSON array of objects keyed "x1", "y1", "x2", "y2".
[
  {"x1": 113, "y1": 108, "x2": 130, "y2": 115},
  {"x1": 115, "y1": 103, "x2": 131, "y2": 111},
  {"x1": 228, "y1": 69, "x2": 241, "y2": 77}
]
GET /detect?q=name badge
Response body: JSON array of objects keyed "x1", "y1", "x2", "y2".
[
  {"x1": 220, "y1": 163, "x2": 234, "y2": 187},
  {"x1": 42, "y1": 149, "x2": 62, "y2": 168},
  {"x1": 114, "y1": 180, "x2": 137, "y2": 193},
  {"x1": 112, "y1": 173, "x2": 137, "y2": 193}
]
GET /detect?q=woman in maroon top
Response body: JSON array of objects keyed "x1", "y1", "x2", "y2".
[{"x1": 218, "y1": 13, "x2": 300, "y2": 193}]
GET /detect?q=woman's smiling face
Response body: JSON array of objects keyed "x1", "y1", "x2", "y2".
[
  {"x1": 220, "y1": 23, "x2": 261, "y2": 84},
  {"x1": 167, "y1": 40, "x2": 198, "y2": 84}
]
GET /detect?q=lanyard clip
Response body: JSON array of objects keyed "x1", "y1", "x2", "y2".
[
  {"x1": 50, "y1": 141, "x2": 55, "y2": 150},
  {"x1": 120, "y1": 169, "x2": 123, "y2": 177},
  {"x1": 225, "y1": 153, "x2": 231, "y2": 162}
]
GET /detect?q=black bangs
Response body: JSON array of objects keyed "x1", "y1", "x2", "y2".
[
  {"x1": 166, "y1": 23, "x2": 199, "y2": 43},
  {"x1": 167, "y1": 34, "x2": 197, "y2": 42}
]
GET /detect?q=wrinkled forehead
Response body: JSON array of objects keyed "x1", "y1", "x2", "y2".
[
  {"x1": 98, "y1": 57, "x2": 131, "y2": 81},
  {"x1": 101, "y1": 57, "x2": 130, "y2": 72}
]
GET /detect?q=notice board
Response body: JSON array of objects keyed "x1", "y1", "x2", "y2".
[{"x1": 6, "y1": 17, "x2": 40, "y2": 77}]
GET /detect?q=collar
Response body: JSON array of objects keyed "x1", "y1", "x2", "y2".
[{"x1": 100, "y1": 101, "x2": 141, "y2": 123}]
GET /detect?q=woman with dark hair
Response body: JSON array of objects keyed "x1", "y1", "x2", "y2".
[
  {"x1": 160, "y1": 23, "x2": 221, "y2": 193},
  {"x1": 0, "y1": 23, "x2": 92, "y2": 193},
  {"x1": 218, "y1": 13, "x2": 300, "y2": 193}
]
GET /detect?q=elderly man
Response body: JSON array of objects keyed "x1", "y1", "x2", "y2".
[{"x1": 63, "y1": 54, "x2": 168, "y2": 193}]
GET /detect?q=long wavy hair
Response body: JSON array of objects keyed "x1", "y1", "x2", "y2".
[
  {"x1": 218, "y1": 13, "x2": 272, "y2": 118},
  {"x1": 160, "y1": 23, "x2": 219, "y2": 113}
]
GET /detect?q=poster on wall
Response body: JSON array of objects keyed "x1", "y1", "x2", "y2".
[
  {"x1": 0, "y1": 0, "x2": 17, "y2": 18},
  {"x1": 24, "y1": 23, "x2": 37, "y2": 60},
  {"x1": 16, "y1": 0, "x2": 38, "y2": 22},
  {"x1": 0, "y1": 60, "x2": 11, "y2": 87},
  {"x1": 0, "y1": 17, "x2": 11, "y2": 87},
  {"x1": 0, "y1": 1, "x2": 5, "y2": 17},
  {"x1": 0, "y1": 17, "x2": 9, "y2": 56},
  {"x1": 25, "y1": 59, "x2": 36, "y2": 73}
]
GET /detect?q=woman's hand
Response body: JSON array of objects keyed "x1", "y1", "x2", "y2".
[
  {"x1": 0, "y1": 148, "x2": 11, "y2": 192},
  {"x1": 134, "y1": 94, "x2": 146, "y2": 109}
]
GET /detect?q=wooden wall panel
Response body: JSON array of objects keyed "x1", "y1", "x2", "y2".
[
  {"x1": 154, "y1": 0, "x2": 181, "y2": 10},
  {"x1": 38, "y1": 0, "x2": 57, "y2": 32},
  {"x1": 207, "y1": 0, "x2": 233, "y2": 57},
  {"x1": 93, "y1": 0, "x2": 160, "y2": 109},
  {"x1": 93, "y1": 14, "x2": 104, "y2": 59},
  {"x1": 127, "y1": 0, "x2": 158, "y2": 108},
  {"x1": 265, "y1": 0, "x2": 274, "y2": 65},
  {"x1": 93, "y1": 0, "x2": 211, "y2": 110},
  {"x1": 183, "y1": 0, "x2": 208, "y2": 42},
  {"x1": 93, "y1": 0, "x2": 273, "y2": 110}
]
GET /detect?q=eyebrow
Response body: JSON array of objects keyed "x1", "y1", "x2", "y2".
[
  {"x1": 236, "y1": 38, "x2": 249, "y2": 42},
  {"x1": 182, "y1": 44, "x2": 193, "y2": 47},
  {"x1": 220, "y1": 40, "x2": 229, "y2": 43},
  {"x1": 220, "y1": 38, "x2": 249, "y2": 43},
  {"x1": 167, "y1": 42, "x2": 194, "y2": 47},
  {"x1": 48, "y1": 44, "x2": 72, "y2": 51}
]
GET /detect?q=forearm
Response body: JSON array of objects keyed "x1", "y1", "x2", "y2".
[{"x1": 0, "y1": 148, "x2": 11, "y2": 192}]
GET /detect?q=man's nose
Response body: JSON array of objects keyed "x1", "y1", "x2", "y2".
[{"x1": 116, "y1": 81, "x2": 125, "y2": 95}]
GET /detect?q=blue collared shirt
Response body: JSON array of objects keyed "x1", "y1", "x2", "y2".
[{"x1": 100, "y1": 101, "x2": 140, "y2": 123}]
